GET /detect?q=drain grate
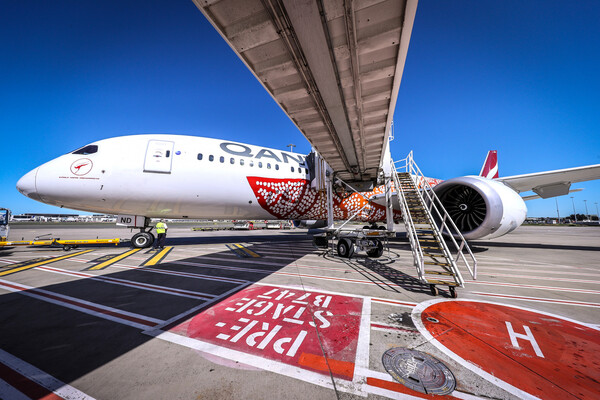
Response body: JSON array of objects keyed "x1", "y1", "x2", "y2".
[{"x1": 382, "y1": 347, "x2": 456, "y2": 395}]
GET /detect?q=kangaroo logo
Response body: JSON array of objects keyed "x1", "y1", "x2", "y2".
[{"x1": 70, "y1": 158, "x2": 93, "y2": 176}]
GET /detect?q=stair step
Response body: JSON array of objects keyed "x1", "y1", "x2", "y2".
[
  {"x1": 425, "y1": 270, "x2": 454, "y2": 276},
  {"x1": 424, "y1": 261, "x2": 451, "y2": 266},
  {"x1": 425, "y1": 279, "x2": 460, "y2": 287}
]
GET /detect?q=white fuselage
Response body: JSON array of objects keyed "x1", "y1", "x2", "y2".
[{"x1": 17, "y1": 134, "x2": 398, "y2": 222}]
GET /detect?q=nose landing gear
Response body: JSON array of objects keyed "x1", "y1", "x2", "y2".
[{"x1": 131, "y1": 231, "x2": 155, "y2": 248}]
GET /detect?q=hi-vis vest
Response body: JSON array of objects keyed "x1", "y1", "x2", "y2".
[{"x1": 156, "y1": 222, "x2": 167, "y2": 234}]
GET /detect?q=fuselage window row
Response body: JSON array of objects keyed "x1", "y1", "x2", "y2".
[{"x1": 196, "y1": 153, "x2": 297, "y2": 174}]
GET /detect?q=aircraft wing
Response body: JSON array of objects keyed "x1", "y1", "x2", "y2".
[
  {"x1": 498, "y1": 164, "x2": 600, "y2": 199},
  {"x1": 192, "y1": 0, "x2": 418, "y2": 184}
]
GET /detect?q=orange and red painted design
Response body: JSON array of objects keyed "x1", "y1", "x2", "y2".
[{"x1": 247, "y1": 177, "x2": 403, "y2": 222}]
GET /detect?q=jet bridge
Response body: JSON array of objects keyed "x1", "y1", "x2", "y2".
[{"x1": 193, "y1": 0, "x2": 418, "y2": 186}]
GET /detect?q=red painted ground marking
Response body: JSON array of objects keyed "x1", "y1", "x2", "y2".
[
  {"x1": 298, "y1": 353, "x2": 354, "y2": 380},
  {"x1": 170, "y1": 285, "x2": 363, "y2": 381},
  {"x1": 420, "y1": 301, "x2": 600, "y2": 400},
  {"x1": 0, "y1": 363, "x2": 63, "y2": 400}
]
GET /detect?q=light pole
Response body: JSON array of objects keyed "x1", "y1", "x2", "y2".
[
  {"x1": 287, "y1": 144, "x2": 296, "y2": 153},
  {"x1": 596, "y1": 202, "x2": 599, "y2": 221},
  {"x1": 570, "y1": 196, "x2": 577, "y2": 222},
  {"x1": 555, "y1": 198, "x2": 560, "y2": 224},
  {"x1": 583, "y1": 200, "x2": 589, "y2": 221}
]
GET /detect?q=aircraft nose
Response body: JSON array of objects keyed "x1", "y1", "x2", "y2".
[{"x1": 16, "y1": 168, "x2": 42, "y2": 201}]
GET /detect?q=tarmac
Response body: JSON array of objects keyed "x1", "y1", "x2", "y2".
[{"x1": 0, "y1": 223, "x2": 598, "y2": 400}]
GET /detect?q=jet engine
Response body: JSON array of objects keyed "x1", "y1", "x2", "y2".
[
  {"x1": 433, "y1": 176, "x2": 527, "y2": 240},
  {"x1": 292, "y1": 220, "x2": 328, "y2": 229}
]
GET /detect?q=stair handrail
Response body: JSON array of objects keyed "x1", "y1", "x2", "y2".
[
  {"x1": 332, "y1": 176, "x2": 380, "y2": 234},
  {"x1": 394, "y1": 152, "x2": 478, "y2": 280},
  {"x1": 390, "y1": 163, "x2": 425, "y2": 280}
]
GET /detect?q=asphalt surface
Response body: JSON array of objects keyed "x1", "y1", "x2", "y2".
[{"x1": 0, "y1": 223, "x2": 598, "y2": 400}]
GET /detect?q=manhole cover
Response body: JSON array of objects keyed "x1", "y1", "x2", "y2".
[{"x1": 382, "y1": 347, "x2": 456, "y2": 395}]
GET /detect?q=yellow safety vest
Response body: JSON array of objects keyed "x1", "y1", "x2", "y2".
[{"x1": 156, "y1": 222, "x2": 166, "y2": 234}]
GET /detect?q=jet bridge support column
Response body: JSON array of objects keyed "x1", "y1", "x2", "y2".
[
  {"x1": 385, "y1": 175, "x2": 394, "y2": 231},
  {"x1": 326, "y1": 172, "x2": 334, "y2": 229},
  {"x1": 382, "y1": 142, "x2": 395, "y2": 232}
]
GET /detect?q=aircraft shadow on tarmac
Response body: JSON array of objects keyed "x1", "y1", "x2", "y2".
[
  {"x1": 0, "y1": 232, "x2": 451, "y2": 391},
  {"x1": 0, "y1": 236, "x2": 318, "y2": 390}
]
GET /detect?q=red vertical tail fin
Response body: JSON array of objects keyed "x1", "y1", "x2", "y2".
[{"x1": 479, "y1": 150, "x2": 499, "y2": 179}]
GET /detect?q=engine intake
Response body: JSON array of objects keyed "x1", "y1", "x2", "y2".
[{"x1": 433, "y1": 176, "x2": 526, "y2": 240}]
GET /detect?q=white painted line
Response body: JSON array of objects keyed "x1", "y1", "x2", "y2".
[
  {"x1": 371, "y1": 298, "x2": 417, "y2": 308},
  {"x1": 175, "y1": 260, "x2": 408, "y2": 289},
  {"x1": 178, "y1": 255, "x2": 362, "y2": 274},
  {"x1": 147, "y1": 281, "x2": 252, "y2": 331},
  {"x1": 470, "y1": 291, "x2": 600, "y2": 308},
  {"x1": 0, "y1": 348, "x2": 96, "y2": 400},
  {"x1": 0, "y1": 278, "x2": 163, "y2": 329},
  {"x1": 472, "y1": 272, "x2": 600, "y2": 285},
  {"x1": 353, "y1": 297, "x2": 371, "y2": 386},
  {"x1": 474, "y1": 266, "x2": 600, "y2": 278},
  {"x1": 464, "y1": 280, "x2": 600, "y2": 294},
  {"x1": 111, "y1": 264, "x2": 249, "y2": 284},
  {"x1": 37, "y1": 265, "x2": 215, "y2": 300},
  {"x1": 474, "y1": 254, "x2": 600, "y2": 270}
]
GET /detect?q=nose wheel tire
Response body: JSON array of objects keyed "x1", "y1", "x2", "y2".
[{"x1": 131, "y1": 232, "x2": 154, "y2": 248}]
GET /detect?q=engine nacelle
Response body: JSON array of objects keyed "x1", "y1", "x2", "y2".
[
  {"x1": 292, "y1": 220, "x2": 328, "y2": 229},
  {"x1": 433, "y1": 176, "x2": 527, "y2": 240}
]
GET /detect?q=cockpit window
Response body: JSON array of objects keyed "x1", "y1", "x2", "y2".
[{"x1": 72, "y1": 145, "x2": 98, "y2": 155}]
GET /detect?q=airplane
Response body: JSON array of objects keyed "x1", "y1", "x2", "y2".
[
  {"x1": 13, "y1": 0, "x2": 600, "y2": 254},
  {"x1": 16, "y1": 134, "x2": 600, "y2": 250}
]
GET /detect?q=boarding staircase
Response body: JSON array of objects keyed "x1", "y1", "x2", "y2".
[{"x1": 392, "y1": 152, "x2": 477, "y2": 297}]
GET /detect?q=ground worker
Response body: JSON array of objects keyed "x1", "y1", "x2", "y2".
[{"x1": 153, "y1": 219, "x2": 168, "y2": 250}]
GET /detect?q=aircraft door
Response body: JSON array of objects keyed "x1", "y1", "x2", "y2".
[{"x1": 144, "y1": 140, "x2": 174, "y2": 173}]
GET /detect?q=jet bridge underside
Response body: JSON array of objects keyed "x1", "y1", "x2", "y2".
[{"x1": 193, "y1": 0, "x2": 417, "y2": 185}]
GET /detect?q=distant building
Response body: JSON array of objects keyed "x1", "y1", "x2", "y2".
[{"x1": 10, "y1": 213, "x2": 115, "y2": 222}]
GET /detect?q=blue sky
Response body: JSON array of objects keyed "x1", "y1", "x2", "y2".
[{"x1": 1, "y1": 0, "x2": 599, "y2": 218}]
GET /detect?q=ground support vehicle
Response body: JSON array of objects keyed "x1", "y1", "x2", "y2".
[{"x1": 313, "y1": 227, "x2": 392, "y2": 259}]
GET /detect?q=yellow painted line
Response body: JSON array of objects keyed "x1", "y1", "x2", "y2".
[
  {"x1": 234, "y1": 243, "x2": 260, "y2": 258},
  {"x1": 0, "y1": 238, "x2": 120, "y2": 247},
  {"x1": 88, "y1": 248, "x2": 141, "y2": 271},
  {"x1": 141, "y1": 247, "x2": 173, "y2": 266},
  {"x1": 57, "y1": 238, "x2": 120, "y2": 245},
  {"x1": 0, "y1": 250, "x2": 94, "y2": 277}
]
